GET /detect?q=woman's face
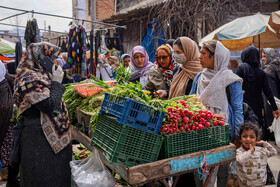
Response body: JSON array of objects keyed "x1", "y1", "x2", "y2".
[
  {"x1": 199, "y1": 46, "x2": 214, "y2": 69},
  {"x1": 134, "y1": 53, "x2": 145, "y2": 68},
  {"x1": 173, "y1": 44, "x2": 184, "y2": 55},
  {"x1": 240, "y1": 130, "x2": 257, "y2": 150},
  {"x1": 156, "y1": 49, "x2": 171, "y2": 69},
  {"x1": 123, "y1": 57, "x2": 131, "y2": 67},
  {"x1": 261, "y1": 52, "x2": 267, "y2": 65}
]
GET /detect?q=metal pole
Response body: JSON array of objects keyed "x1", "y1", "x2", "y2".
[
  {"x1": 0, "y1": 22, "x2": 67, "y2": 34},
  {"x1": 258, "y1": 34, "x2": 260, "y2": 51},
  {"x1": 0, "y1": 11, "x2": 28, "y2": 22},
  {"x1": 0, "y1": 5, "x2": 126, "y2": 29},
  {"x1": 114, "y1": 0, "x2": 117, "y2": 15},
  {"x1": 90, "y1": 29, "x2": 94, "y2": 75},
  {"x1": 95, "y1": 31, "x2": 99, "y2": 67},
  {"x1": 139, "y1": 19, "x2": 142, "y2": 45}
]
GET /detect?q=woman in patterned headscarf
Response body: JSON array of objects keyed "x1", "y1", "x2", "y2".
[
  {"x1": 145, "y1": 44, "x2": 180, "y2": 99},
  {"x1": 14, "y1": 42, "x2": 71, "y2": 187}
]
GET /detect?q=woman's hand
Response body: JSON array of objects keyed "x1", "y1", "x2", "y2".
[
  {"x1": 52, "y1": 65, "x2": 64, "y2": 83},
  {"x1": 273, "y1": 110, "x2": 280, "y2": 119},
  {"x1": 154, "y1": 90, "x2": 167, "y2": 99}
]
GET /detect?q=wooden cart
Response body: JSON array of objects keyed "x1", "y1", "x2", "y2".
[{"x1": 71, "y1": 126, "x2": 236, "y2": 187}]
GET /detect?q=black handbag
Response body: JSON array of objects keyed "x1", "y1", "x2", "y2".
[
  {"x1": 266, "y1": 164, "x2": 276, "y2": 185},
  {"x1": 10, "y1": 119, "x2": 23, "y2": 166}
]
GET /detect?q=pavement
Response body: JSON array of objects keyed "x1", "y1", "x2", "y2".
[{"x1": 0, "y1": 141, "x2": 279, "y2": 187}]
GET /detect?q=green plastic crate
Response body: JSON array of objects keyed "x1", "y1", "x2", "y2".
[
  {"x1": 91, "y1": 114, "x2": 164, "y2": 167},
  {"x1": 163, "y1": 125, "x2": 230, "y2": 158}
]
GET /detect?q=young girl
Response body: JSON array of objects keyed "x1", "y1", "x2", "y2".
[{"x1": 236, "y1": 122, "x2": 277, "y2": 187}]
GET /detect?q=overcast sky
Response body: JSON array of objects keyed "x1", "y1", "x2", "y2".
[{"x1": 0, "y1": 0, "x2": 72, "y2": 33}]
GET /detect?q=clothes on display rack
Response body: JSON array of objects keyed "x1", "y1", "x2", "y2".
[
  {"x1": 15, "y1": 41, "x2": 22, "y2": 67},
  {"x1": 105, "y1": 29, "x2": 123, "y2": 52},
  {"x1": 24, "y1": 18, "x2": 41, "y2": 48},
  {"x1": 67, "y1": 25, "x2": 87, "y2": 79}
]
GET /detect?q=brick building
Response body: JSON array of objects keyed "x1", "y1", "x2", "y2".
[{"x1": 72, "y1": 0, "x2": 116, "y2": 30}]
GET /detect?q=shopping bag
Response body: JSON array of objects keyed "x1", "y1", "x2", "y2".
[
  {"x1": 269, "y1": 97, "x2": 280, "y2": 147},
  {"x1": 70, "y1": 148, "x2": 116, "y2": 187}
]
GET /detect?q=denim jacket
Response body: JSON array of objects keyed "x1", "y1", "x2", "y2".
[{"x1": 190, "y1": 72, "x2": 244, "y2": 141}]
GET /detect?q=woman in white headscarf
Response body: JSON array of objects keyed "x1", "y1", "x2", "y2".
[{"x1": 189, "y1": 40, "x2": 243, "y2": 187}]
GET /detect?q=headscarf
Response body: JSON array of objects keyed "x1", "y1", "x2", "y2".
[
  {"x1": 14, "y1": 42, "x2": 71, "y2": 154},
  {"x1": 168, "y1": 37, "x2": 203, "y2": 99},
  {"x1": 241, "y1": 46, "x2": 260, "y2": 67},
  {"x1": 241, "y1": 46, "x2": 260, "y2": 82},
  {"x1": 197, "y1": 41, "x2": 242, "y2": 122},
  {"x1": 155, "y1": 44, "x2": 180, "y2": 87},
  {"x1": 0, "y1": 60, "x2": 6, "y2": 83},
  {"x1": 264, "y1": 48, "x2": 280, "y2": 79},
  {"x1": 129, "y1": 46, "x2": 154, "y2": 87},
  {"x1": 264, "y1": 48, "x2": 280, "y2": 66},
  {"x1": 121, "y1": 53, "x2": 130, "y2": 61}
]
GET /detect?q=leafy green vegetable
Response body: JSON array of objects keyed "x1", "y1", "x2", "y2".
[
  {"x1": 115, "y1": 60, "x2": 132, "y2": 85},
  {"x1": 89, "y1": 75, "x2": 111, "y2": 89}
]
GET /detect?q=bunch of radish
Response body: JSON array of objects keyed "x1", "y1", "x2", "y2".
[{"x1": 160, "y1": 100, "x2": 225, "y2": 135}]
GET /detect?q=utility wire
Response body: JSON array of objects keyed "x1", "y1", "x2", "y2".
[
  {"x1": 0, "y1": 11, "x2": 28, "y2": 22},
  {"x1": 0, "y1": 22, "x2": 68, "y2": 34},
  {"x1": 0, "y1": 5, "x2": 126, "y2": 29}
]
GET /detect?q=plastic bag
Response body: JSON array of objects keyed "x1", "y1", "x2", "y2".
[
  {"x1": 70, "y1": 148, "x2": 116, "y2": 187},
  {"x1": 269, "y1": 97, "x2": 280, "y2": 147}
]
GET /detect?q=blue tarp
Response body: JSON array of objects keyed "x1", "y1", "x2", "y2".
[{"x1": 141, "y1": 21, "x2": 166, "y2": 62}]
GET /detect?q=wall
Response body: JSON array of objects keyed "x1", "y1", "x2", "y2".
[
  {"x1": 0, "y1": 34, "x2": 20, "y2": 43},
  {"x1": 96, "y1": 0, "x2": 115, "y2": 20},
  {"x1": 84, "y1": 0, "x2": 115, "y2": 30}
]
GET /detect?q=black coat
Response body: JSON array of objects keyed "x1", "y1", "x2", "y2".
[
  {"x1": 236, "y1": 47, "x2": 277, "y2": 127},
  {"x1": 263, "y1": 64, "x2": 280, "y2": 129},
  {"x1": 0, "y1": 74, "x2": 14, "y2": 148}
]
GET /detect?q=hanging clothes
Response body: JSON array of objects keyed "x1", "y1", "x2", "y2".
[
  {"x1": 67, "y1": 25, "x2": 87, "y2": 79},
  {"x1": 24, "y1": 18, "x2": 41, "y2": 48},
  {"x1": 15, "y1": 41, "x2": 22, "y2": 67}
]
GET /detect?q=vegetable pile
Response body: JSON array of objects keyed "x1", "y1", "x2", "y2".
[{"x1": 160, "y1": 99, "x2": 225, "y2": 135}]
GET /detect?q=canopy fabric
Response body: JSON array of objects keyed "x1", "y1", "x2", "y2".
[
  {"x1": 0, "y1": 39, "x2": 16, "y2": 54},
  {"x1": 269, "y1": 10, "x2": 280, "y2": 38},
  {"x1": 199, "y1": 12, "x2": 280, "y2": 51}
]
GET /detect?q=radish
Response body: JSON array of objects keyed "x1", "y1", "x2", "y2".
[
  {"x1": 213, "y1": 121, "x2": 218, "y2": 126},
  {"x1": 205, "y1": 122, "x2": 210, "y2": 128},
  {"x1": 183, "y1": 117, "x2": 189, "y2": 123}
]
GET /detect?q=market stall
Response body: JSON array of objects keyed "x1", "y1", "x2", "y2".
[
  {"x1": 71, "y1": 125, "x2": 235, "y2": 187},
  {"x1": 64, "y1": 65, "x2": 236, "y2": 186}
]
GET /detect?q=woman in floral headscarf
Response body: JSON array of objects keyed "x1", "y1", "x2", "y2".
[
  {"x1": 14, "y1": 42, "x2": 71, "y2": 187},
  {"x1": 129, "y1": 46, "x2": 154, "y2": 88},
  {"x1": 145, "y1": 44, "x2": 180, "y2": 99}
]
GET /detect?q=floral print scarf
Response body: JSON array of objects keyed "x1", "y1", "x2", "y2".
[{"x1": 14, "y1": 42, "x2": 71, "y2": 154}]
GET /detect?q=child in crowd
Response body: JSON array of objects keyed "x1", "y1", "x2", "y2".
[{"x1": 236, "y1": 122, "x2": 277, "y2": 187}]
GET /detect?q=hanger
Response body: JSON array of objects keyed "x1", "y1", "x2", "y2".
[{"x1": 70, "y1": 17, "x2": 77, "y2": 29}]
